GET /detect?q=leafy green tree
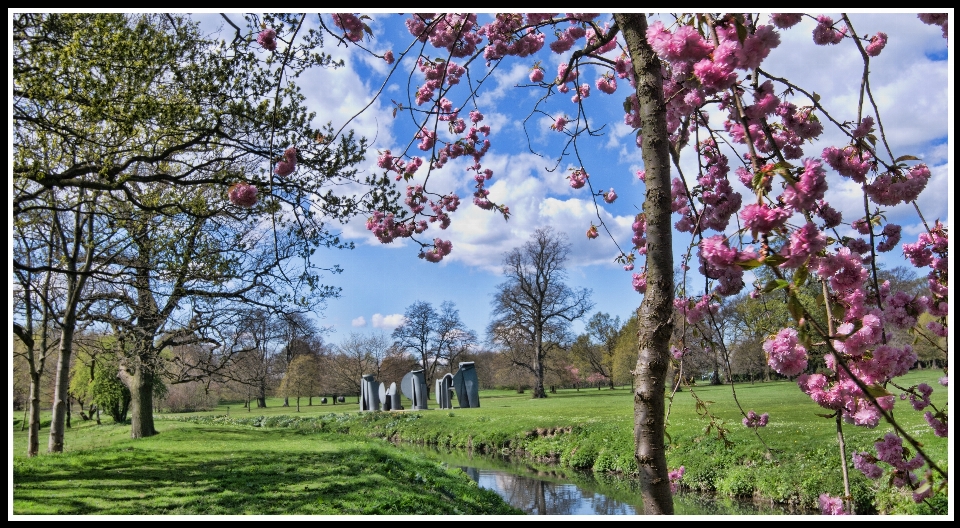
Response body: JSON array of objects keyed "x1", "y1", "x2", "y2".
[
  {"x1": 14, "y1": 13, "x2": 397, "y2": 444},
  {"x1": 611, "y1": 313, "x2": 638, "y2": 388},
  {"x1": 278, "y1": 354, "x2": 319, "y2": 412},
  {"x1": 583, "y1": 312, "x2": 621, "y2": 389}
]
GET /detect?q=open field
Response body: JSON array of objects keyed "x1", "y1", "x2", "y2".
[{"x1": 13, "y1": 369, "x2": 948, "y2": 515}]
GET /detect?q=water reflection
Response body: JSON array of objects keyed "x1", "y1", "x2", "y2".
[
  {"x1": 470, "y1": 468, "x2": 637, "y2": 515},
  {"x1": 402, "y1": 444, "x2": 806, "y2": 515}
]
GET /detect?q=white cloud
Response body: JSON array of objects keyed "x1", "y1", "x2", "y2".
[
  {"x1": 372, "y1": 313, "x2": 406, "y2": 329},
  {"x1": 351, "y1": 316, "x2": 367, "y2": 327}
]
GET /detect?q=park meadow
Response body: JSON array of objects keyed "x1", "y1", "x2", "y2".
[{"x1": 12, "y1": 368, "x2": 947, "y2": 516}]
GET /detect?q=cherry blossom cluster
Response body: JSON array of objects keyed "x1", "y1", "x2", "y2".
[
  {"x1": 631, "y1": 270, "x2": 647, "y2": 294},
  {"x1": 674, "y1": 294, "x2": 719, "y2": 325},
  {"x1": 420, "y1": 238, "x2": 452, "y2": 262},
  {"x1": 780, "y1": 222, "x2": 828, "y2": 268},
  {"x1": 812, "y1": 16, "x2": 847, "y2": 45},
  {"x1": 631, "y1": 214, "x2": 646, "y2": 255},
  {"x1": 902, "y1": 221, "x2": 949, "y2": 338},
  {"x1": 415, "y1": 58, "x2": 466, "y2": 105},
  {"x1": 865, "y1": 32, "x2": 888, "y2": 56},
  {"x1": 906, "y1": 383, "x2": 934, "y2": 412},
  {"x1": 602, "y1": 188, "x2": 617, "y2": 203},
  {"x1": 332, "y1": 13, "x2": 365, "y2": 42},
  {"x1": 697, "y1": 234, "x2": 758, "y2": 296},
  {"x1": 274, "y1": 146, "x2": 297, "y2": 177},
  {"x1": 672, "y1": 140, "x2": 742, "y2": 234},
  {"x1": 818, "y1": 494, "x2": 846, "y2": 515},
  {"x1": 529, "y1": 66, "x2": 545, "y2": 83},
  {"x1": 406, "y1": 14, "x2": 482, "y2": 58},
  {"x1": 853, "y1": 433, "x2": 932, "y2": 502},
  {"x1": 742, "y1": 410, "x2": 769, "y2": 429},
  {"x1": 478, "y1": 14, "x2": 546, "y2": 62},
  {"x1": 918, "y1": 13, "x2": 949, "y2": 39},
  {"x1": 798, "y1": 352, "x2": 899, "y2": 428},
  {"x1": 257, "y1": 28, "x2": 277, "y2": 51},
  {"x1": 377, "y1": 149, "x2": 423, "y2": 181},
  {"x1": 568, "y1": 167, "x2": 588, "y2": 189},
  {"x1": 863, "y1": 164, "x2": 931, "y2": 206},
  {"x1": 879, "y1": 284, "x2": 929, "y2": 330},
  {"x1": 366, "y1": 211, "x2": 422, "y2": 243},
  {"x1": 763, "y1": 328, "x2": 808, "y2": 377},
  {"x1": 228, "y1": 182, "x2": 258, "y2": 208},
  {"x1": 668, "y1": 466, "x2": 685, "y2": 494},
  {"x1": 822, "y1": 146, "x2": 874, "y2": 183}
]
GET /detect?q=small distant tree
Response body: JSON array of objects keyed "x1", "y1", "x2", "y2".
[
  {"x1": 586, "y1": 371, "x2": 609, "y2": 390},
  {"x1": 279, "y1": 355, "x2": 320, "y2": 412}
]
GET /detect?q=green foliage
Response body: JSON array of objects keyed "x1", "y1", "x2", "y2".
[{"x1": 69, "y1": 345, "x2": 130, "y2": 423}]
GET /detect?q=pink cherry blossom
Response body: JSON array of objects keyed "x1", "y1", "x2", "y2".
[
  {"x1": 764, "y1": 328, "x2": 807, "y2": 377},
  {"x1": 568, "y1": 168, "x2": 588, "y2": 189},
  {"x1": 770, "y1": 14, "x2": 803, "y2": 29},
  {"x1": 257, "y1": 28, "x2": 278, "y2": 51},
  {"x1": 668, "y1": 466, "x2": 685, "y2": 494},
  {"x1": 332, "y1": 13, "x2": 365, "y2": 42},
  {"x1": 274, "y1": 146, "x2": 297, "y2": 177},
  {"x1": 813, "y1": 16, "x2": 846, "y2": 45},
  {"x1": 228, "y1": 182, "x2": 258, "y2": 208},
  {"x1": 819, "y1": 494, "x2": 846, "y2": 515},
  {"x1": 742, "y1": 410, "x2": 769, "y2": 428}
]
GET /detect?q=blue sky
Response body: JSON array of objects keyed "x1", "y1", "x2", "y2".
[{"x1": 204, "y1": 12, "x2": 953, "y2": 346}]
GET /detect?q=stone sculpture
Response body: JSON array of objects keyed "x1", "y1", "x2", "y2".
[
  {"x1": 400, "y1": 369, "x2": 429, "y2": 410},
  {"x1": 436, "y1": 373, "x2": 455, "y2": 409},
  {"x1": 360, "y1": 373, "x2": 379, "y2": 411},
  {"x1": 379, "y1": 381, "x2": 400, "y2": 411},
  {"x1": 452, "y1": 362, "x2": 480, "y2": 408}
]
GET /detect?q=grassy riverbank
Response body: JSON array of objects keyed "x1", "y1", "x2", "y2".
[
  {"x1": 12, "y1": 369, "x2": 947, "y2": 515},
  {"x1": 11, "y1": 420, "x2": 521, "y2": 516}
]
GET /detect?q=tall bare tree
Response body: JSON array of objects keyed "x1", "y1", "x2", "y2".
[{"x1": 488, "y1": 227, "x2": 593, "y2": 399}]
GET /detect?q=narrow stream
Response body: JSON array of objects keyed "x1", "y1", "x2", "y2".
[{"x1": 403, "y1": 445, "x2": 807, "y2": 515}]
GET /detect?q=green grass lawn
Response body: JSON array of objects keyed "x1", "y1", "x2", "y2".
[
  {"x1": 12, "y1": 369, "x2": 948, "y2": 515},
  {"x1": 12, "y1": 420, "x2": 521, "y2": 515}
]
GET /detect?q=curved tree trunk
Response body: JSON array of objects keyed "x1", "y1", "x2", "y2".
[{"x1": 615, "y1": 12, "x2": 676, "y2": 515}]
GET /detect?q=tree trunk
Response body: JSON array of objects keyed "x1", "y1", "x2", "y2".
[
  {"x1": 615, "y1": 12, "x2": 675, "y2": 515},
  {"x1": 127, "y1": 367, "x2": 157, "y2": 438},
  {"x1": 27, "y1": 372, "x2": 42, "y2": 457},
  {"x1": 532, "y1": 330, "x2": 547, "y2": 398},
  {"x1": 48, "y1": 323, "x2": 78, "y2": 453}
]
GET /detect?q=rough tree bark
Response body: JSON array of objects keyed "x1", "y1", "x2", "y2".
[{"x1": 614, "y1": 13, "x2": 676, "y2": 515}]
